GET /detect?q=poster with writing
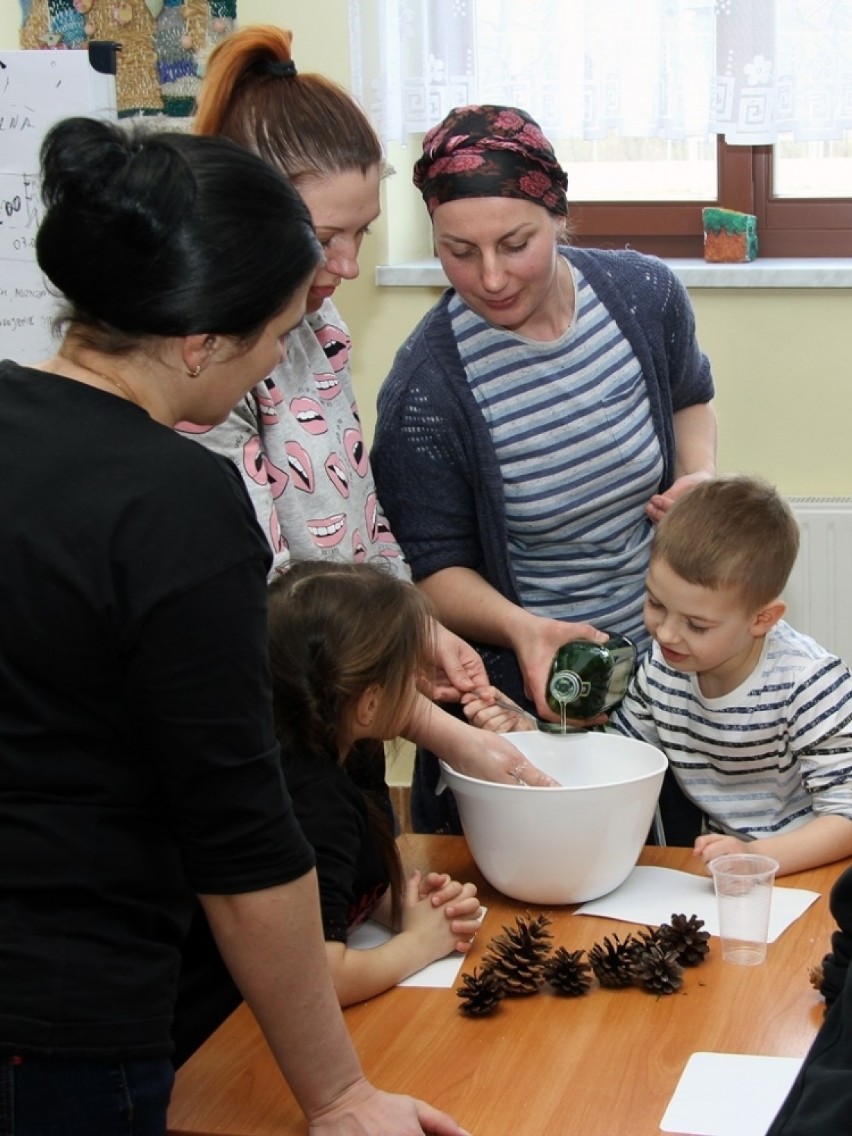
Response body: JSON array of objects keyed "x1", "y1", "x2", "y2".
[{"x1": 0, "y1": 50, "x2": 116, "y2": 364}]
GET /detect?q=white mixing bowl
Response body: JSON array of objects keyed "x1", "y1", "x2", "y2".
[{"x1": 440, "y1": 730, "x2": 667, "y2": 904}]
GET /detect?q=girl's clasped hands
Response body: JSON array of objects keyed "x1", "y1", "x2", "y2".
[{"x1": 406, "y1": 869, "x2": 483, "y2": 957}]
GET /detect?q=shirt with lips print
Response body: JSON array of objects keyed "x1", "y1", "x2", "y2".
[{"x1": 179, "y1": 299, "x2": 408, "y2": 579}]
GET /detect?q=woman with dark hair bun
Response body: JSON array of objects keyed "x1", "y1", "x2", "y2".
[
  {"x1": 36, "y1": 116, "x2": 320, "y2": 346},
  {"x1": 0, "y1": 116, "x2": 467, "y2": 1136}
]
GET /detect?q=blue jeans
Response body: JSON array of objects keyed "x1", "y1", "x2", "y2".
[{"x1": 0, "y1": 1054, "x2": 174, "y2": 1136}]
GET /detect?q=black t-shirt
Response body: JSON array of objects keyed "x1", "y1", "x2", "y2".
[
  {"x1": 282, "y1": 741, "x2": 391, "y2": 942},
  {"x1": 172, "y1": 741, "x2": 392, "y2": 1067},
  {"x1": 766, "y1": 865, "x2": 852, "y2": 1134},
  {"x1": 0, "y1": 362, "x2": 314, "y2": 1059}
]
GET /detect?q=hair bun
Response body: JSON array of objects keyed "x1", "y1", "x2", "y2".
[
  {"x1": 36, "y1": 115, "x2": 319, "y2": 341},
  {"x1": 40, "y1": 117, "x2": 129, "y2": 209},
  {"x1": 40, "y1": 117, "x2": 196, "y2": 249}
]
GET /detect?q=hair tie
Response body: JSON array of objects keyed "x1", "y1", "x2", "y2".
[{"x1": 264, "y1": 59, "x2": 297, "y2": 78}]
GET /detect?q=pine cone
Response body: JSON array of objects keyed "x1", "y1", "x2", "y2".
[
  {"x1": 657, "y1": 913, "x2": 711, "y2": 967},
  {"x1": 634, "y1": 925, "x2": 664, "y2": 950},
  {"x1": 631, "y1": 940, "x2": 684, "y2": 995},
  {"x1": 457, "y1": 967, "x2": 506, "y2": 1016},
  {"x1": 588, "y1": 933, "x2": 639, "y2": 988},
  {"x1": 480, "y1": 913, "x2": 554, "y2": 996},
  {"x1": 544, "y1": 947, "x2": 593, "y2": 997}
]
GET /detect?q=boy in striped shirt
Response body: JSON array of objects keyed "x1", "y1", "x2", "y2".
[
  {"x1": 610, "y1": 474, "x2": 852, "y2": 875},
  {"x1": 467, "y1": 475, "x2": 852, "y2": 876}
]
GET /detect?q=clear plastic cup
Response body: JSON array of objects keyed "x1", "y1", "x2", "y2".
[{"x1": 710, "y1": 853, "x2": 779, "y2": 965}]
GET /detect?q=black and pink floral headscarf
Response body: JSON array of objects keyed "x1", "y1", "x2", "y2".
[{"x1": 413, "y1": 105, "x2": 568, "y2": 218}]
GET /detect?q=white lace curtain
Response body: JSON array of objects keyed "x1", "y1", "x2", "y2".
[{"x1": 348, "y1": 0, "x2": 852, "y2": 146}]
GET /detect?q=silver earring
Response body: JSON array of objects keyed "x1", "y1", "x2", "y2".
[{"x1": 186, "y1": 364, "x2": 202, "y2": 378}]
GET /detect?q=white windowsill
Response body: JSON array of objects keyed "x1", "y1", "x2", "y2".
[{"x1": 376, "y1": 257, "x2": 852, "y2": 289}]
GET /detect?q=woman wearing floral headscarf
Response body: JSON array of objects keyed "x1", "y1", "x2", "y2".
[{"x1": 372, "y1": 105, "x2": 717, "y2": 838}]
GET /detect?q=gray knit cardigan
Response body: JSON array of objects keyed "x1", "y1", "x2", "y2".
[{"x1": 373, "y1": 245, "x2": 713, "y2": 701}]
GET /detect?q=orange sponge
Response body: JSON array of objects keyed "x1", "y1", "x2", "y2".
[{"x1": 702, "y1": 207, "x2": 758, "y2": 262}]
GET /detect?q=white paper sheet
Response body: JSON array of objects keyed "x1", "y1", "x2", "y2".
[
  {"x1": 660, "y1": 1052, "x2": 803, "y2": 1136},
  {"x1": 574, "y1": 866, "x2": 819, "y2": 942},
  {"x1": 347, "y1": 907, "x2": 488, "y2": 988}
]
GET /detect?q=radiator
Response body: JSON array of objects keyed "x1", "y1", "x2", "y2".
[{"x1": 784, "y1": 497, "x2": 852, "y2": 665}]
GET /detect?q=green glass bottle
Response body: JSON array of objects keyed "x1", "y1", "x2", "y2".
[{"x1": 545, "y1": 633, "x2": 637, "y2": 727}]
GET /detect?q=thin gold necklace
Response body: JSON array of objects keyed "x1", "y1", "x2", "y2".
[
  {"x1": 93, "y1": 369, "x2": 141, "y2": 406},
  {"x1": 54, "y1": 353, "x2": 141, "y2": 407}
]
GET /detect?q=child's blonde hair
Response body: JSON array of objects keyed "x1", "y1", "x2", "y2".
[{"x1": 650, "y1": 475, "x2": 799, "y2": 612}]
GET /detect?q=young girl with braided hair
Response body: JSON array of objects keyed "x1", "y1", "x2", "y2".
[{"x1": 267, "y1": 561, "x2": 482, "y2": 1006}]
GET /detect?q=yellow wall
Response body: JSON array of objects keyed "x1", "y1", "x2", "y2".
[
  {"x1": 2, "y1": 0, "x2": 849, "y2": 496},
  {"x1": 0, "y1": 8, "x2": 18, "y2": 46}
]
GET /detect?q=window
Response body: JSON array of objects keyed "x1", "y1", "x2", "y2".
[
  {"x1": 350, "y1": 0, "x2": 852, "y2": 258},
  {"x1": 571, "y1": 139, "x2": 852, "y2": 258}
]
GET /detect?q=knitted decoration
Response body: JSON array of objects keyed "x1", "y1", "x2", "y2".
[
  {"x1": 19, "y1": 0, "x2": 237, "y2": 118},
  {"x1": 588, "y1": 933, "x2": 639, "y2": 988},
  {"x1": 656, "y1": 913, "x2": 711, "y2": 967},
  {"x1": 457, "y1": 967, "x2": 506, "y2": 1017},
  {"x1": 480, "y1": 913, "x2": 554, "y2": 996},
  {"x1": 544, "y1": 947, "x2": 592, "y2": 997}
]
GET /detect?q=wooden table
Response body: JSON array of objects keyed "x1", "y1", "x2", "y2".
[{"x1": 168, "y1": 837, "x2": 848, "y2": 1136}]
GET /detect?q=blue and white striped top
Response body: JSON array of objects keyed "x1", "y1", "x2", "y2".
[
  {"x1": 610, "y1": 620, "x2": 852, "y2": 837},
  {"x1": 451, "y1": 262, "x2": 663, "y2": 646}
]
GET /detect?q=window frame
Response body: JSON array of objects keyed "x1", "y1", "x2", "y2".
[{"x1": 570, "y1": 139, "x2": 852, "y2": 258}]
